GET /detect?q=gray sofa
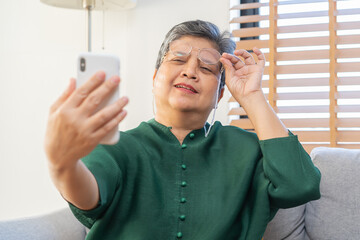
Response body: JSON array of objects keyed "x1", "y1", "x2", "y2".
[
  {"x1": 1, "y1": 147, "x2": 359, "y2": 240},
  {"x1": 0, "y1": 207, "x2": 86, "y2": 240},
  {"x1": 264, "y1": 147, "x2": 360, "y2": 240}
]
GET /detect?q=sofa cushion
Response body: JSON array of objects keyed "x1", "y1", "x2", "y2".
[
  {"x1": 0, "y1": 208, "x2": 86, "y2": 240},
  {"x1": 263, "y1": 205, "x2": 307, "y2": 240},
  {"x1": 305, "y1": 147, "x2": 360, "y2": 240}
]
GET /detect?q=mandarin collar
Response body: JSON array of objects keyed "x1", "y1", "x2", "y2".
[{"x1": 146, "y1": 118, "x2": 212, "y2": 143}]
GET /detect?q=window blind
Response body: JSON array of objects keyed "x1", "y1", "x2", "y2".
[{"x1": 229, "y1": 0, "x2": 360, "y2": 153}]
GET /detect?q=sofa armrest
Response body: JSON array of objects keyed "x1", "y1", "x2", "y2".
[
  {"x1": 264, "y1": 147, "x2": 360, "y2": 240},
  {"x1": 0, "y1": 208, "x2": 86, "y2": 240}
]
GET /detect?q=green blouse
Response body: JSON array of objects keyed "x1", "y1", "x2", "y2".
[{"x1": 69, "y1": 119, "x2": 321, "y2": 240}]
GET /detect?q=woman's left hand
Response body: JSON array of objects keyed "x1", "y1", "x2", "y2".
[{"x1": 220, "y1": 47, "x2": 265, "y2": 106}]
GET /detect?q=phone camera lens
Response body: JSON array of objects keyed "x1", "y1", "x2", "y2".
[{"x1": 80, "y1": 58, "x2": 86, "y2": 72}]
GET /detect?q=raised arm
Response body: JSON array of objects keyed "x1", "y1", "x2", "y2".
[
  {"x1": 44, "y1": 72, "x2": 128, "y2": 210},
  {"x1": 221, "y1": 50, "x2": 321, "y2": 207},
  {"x1": 220, "y1": 48, "x2": 288, "y2": 140}
]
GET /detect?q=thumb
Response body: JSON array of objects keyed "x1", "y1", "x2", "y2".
[
  {"x1": 220, "y1": 57, "x2": 235, "y2": 84},
  {"x1": 50, "y1": 78, "x2": 76, "y2": 113},
  {"x1": 220, "y1": 57, "x2": 233, "y2": 71}
]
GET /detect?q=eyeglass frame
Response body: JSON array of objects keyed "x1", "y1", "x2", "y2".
[{"x1": 160, "y1": 42, "x2": 224, "y2": 75}]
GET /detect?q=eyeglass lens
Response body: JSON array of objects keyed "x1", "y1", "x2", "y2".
[{"x1": 170, "y1": 41, "x2": 221, "y2": 65}]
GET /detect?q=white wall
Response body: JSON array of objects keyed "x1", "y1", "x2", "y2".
[{"x1": 0, "y1": 0, "x2": 230, "y2": 220}]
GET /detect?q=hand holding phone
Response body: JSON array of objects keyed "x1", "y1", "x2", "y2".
[
  {"x1": 44, "y1": 54, "x2": 127, "y2": 212},
  {"x1": 77, "y1": 53, "x2": 121, "y2": 144},
  {"x1": 45, "y1": 71, "x2": 127, "y2": 178}
]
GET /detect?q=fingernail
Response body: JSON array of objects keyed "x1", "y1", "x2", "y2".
[
  {"x1": 121, "y1": 96, "x2": 129, "y2": 103},
  {"x1": 111, "y1": 76, "x2": 120, "y2": 85}
]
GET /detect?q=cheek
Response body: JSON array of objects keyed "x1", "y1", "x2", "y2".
[
  {"x1": 153, "y1": 69, "x2": 176, "y2": 96},
  {"x1": 154, "y1": 65, "x2": 182, "y2": 87},
  {"x1": 202, "y1": 80, "x2": 220, "y2": 104},
  {"x1": 153, "y1": 70, "x2": 167, "y2": 92},
  {"x1": 202, "y1": 79, "x2": 220, "y2": 95}
]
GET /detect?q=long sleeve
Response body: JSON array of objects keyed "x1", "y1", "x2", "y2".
[
  {"x1": 260, "y1": 132, "x2": 321, "y2": 208},
  {"x1": 69, "y1": 144, "x2": 123, "y2": 228}
]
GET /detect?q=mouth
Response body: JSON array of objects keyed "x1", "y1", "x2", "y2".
[{"x1": 174, "y1": 83, "x2": 198, "y2": 93}]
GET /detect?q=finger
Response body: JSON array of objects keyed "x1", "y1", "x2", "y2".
[
  {"x1": 91, "y1": 110, "x2": 127, "y2": 141},
  {"x1": 50, "y1": 78, "x2": 76, "y2": 114},
  {"x1": 66, "y1": 71, "x2": 106, "y2": 108},
  {"x1": 221, "y1": 53, "x2": 245, "y2": 71},
  {"x1": 222, "y1": 52, "x2": 244, "y2": 65},
  {"x1": 87, "y1": 96, "x2": 129, "y2": 132},
  {"x1": 80, "y1": 75, "x2": 121, "y2": 115},
  {"x1": 253, "y1": 47, "x2": 266, "y2": 68},
  {"x1": 234, "y1": 49, "x2": 256, "y2": 65},
  {"x1": 219, "y1": 57, "x2": 235, "y2": 76}
]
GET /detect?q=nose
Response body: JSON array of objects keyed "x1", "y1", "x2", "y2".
[{"x1": 181, "y1": 56, "x2": 198, "y2": 80}]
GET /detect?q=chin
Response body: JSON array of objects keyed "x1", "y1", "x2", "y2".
[
  {"x1": 169, "y1": 98, "x2": 212, "y2": 113},
  {"x1": 173, "y1": 105, "x2": 197, "y2": 112},
  {"x1": 173, "y1": 104, "x2": 211, "y2": 114}
]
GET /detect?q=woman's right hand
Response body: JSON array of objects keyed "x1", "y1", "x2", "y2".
[{"x1": 44, "y1": 71, "x2": 128, "y2": 170}]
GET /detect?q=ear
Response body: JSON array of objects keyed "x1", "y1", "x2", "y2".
[{"x1": 152, "y1": 69, "x2": 158, "y2": 87}]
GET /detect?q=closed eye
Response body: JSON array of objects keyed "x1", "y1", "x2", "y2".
[
  {"x1": 201, "y1": 66, "x2": 213, "y2": 73},
  {"x1": 173, "y1": 59, "x2": 185, "y2": 62},
  {"x1": 171, "y1": 56, "x2": 187, "y2": 63}
]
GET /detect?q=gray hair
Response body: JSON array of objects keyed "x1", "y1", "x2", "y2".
[{"x1": 155, "y1": 20, "x2": 236, "y2": 89}]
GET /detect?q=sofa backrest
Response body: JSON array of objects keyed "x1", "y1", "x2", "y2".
[
  {"x1": 264, "y1": 147, "x2": 360, "y2": 240},
  {"x1": 305, "y1": 147, "x2": 360, "y2": 240}
]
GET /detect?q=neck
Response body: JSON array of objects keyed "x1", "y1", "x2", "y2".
[{"x1": 155, "y1": 109, "x2": 210, "y2": 144}]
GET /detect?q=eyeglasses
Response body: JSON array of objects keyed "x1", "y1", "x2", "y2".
[
  {"x1": 170, "y1": 40, "x2": 221, "y2": 65},
  {"x1": 168, "y1": 41, "x2": 222, "y2": 66}
]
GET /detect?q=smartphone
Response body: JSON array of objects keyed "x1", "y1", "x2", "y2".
[{"x1": 77, "y1": 53, "x2": 120, "y2": 145}]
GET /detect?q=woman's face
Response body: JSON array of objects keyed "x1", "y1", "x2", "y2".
[{"x1": 153, "y1": 36, "x2": 223, "y2": 116}]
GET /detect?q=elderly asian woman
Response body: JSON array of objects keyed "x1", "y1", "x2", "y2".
[{"x1": 44, "y1": 20, "x2": 321, "y2": 240}]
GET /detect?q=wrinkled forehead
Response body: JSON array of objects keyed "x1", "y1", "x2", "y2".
[{"x1": 169, "y1": 35, "x2": 220, "y2": 53}]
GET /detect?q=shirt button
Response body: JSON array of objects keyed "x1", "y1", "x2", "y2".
[
  {"x1": 179, "y1": 215, "x2": 186, "y2": 221},
  {"x1": 181, "y1": 143, "x2": 187, "y2": 149},
  {"x1": 181, "y1": 181, "x2": 187, "y2": 187},
  {"x1": 177, "y1": 232, "x2": 183, "y2": 238},
  {"x1": 181, "y1": 164, "x2": 187, "y2": 170},
  {"x1": 189, "y1": 133, "x2": 195, "y2": 139},
  {"x1": 180, "y1": 197, "x2": 187, "y2": 203}
]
